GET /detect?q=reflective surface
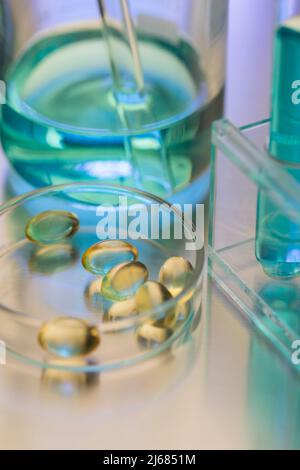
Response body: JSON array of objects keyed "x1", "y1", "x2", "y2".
[{"x1": 29, "y1": 243, "x2": 79, "y2": 275}]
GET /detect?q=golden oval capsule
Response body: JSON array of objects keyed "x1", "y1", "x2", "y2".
[
  {"x1": 26, "y1": 210, "x2": 79, "y2": 245},
  {"x1": 38, "y1": 317, "x2": 100, "y2": 358},
  {"x1": 101, "y1": 261, "x2": 148, "y2": 301},
  {"x1": 135, "y1": 281, "x2": 172, "y2": 313},
  {"x1": 84, "y1": 278, "x2": 105, "y2": 314},
  {"x1": 136, "y1": 319, "x2": 172, "y2": 348},
  {"x1": 159, "y1": 257, "x2": 194, "y2": 297},
  {"x1": 82, "y1": 240, "x2": 138, "y2": 275},
  {"x1": 105, "y1": 298, "x2": 138, "y2": 321},
  {"x1": 29, "y1": 244, "x2": 78, "y2": 275}
]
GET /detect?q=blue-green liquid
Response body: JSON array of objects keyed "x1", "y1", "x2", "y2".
[
  {"x1": 1, "y1": 23, "x2": 223, "y2": 199},
  {"x1": 256, "y1": 21, "x2": 300, "y2": 278},
  {"x1": 248, "y1": 317, "x2": 300, "y2": 449},
  {"x1": 256, "y1": 176, "x2": 300, "y2": 278}
]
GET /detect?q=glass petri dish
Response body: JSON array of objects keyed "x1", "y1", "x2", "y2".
[{"x1": 0, "y1": 183, "x2": 204, "y2": 372}]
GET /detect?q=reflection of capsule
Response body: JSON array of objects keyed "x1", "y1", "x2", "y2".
[
  {"x1": 42, "y1": 359, "x2": 99, "y2": 396},
  {"x1": 84, "y1": 278, "x2": 105, "y2": 315},
  {"x1": 29, "y1": 244, "x2": 79, "y2": 275},
  {"x1": 256, "y1": 18, "x2": 300, "y2": 278}
]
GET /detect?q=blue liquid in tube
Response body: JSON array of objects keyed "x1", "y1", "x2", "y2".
[{"x1": 256, "y1": 17, "x2": 300, "y2": 278}]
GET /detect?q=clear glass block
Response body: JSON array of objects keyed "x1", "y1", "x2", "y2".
[{"x1": 209, "y1": 118, "x2": 300, "y2": 367}]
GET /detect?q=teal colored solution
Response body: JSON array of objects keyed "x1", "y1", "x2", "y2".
[
  {"x1": 256, "y1": 17, "x2": 300, "y2": 278},
  {"x1": 0, "y1": 23, "x2": 223, "y2": 199},
  {"x1": 248, "y1": 323, "x2": 300, "y2": 449},
  {"x1": 259, "y1": 282, "x2": 300, "y2": 336}
]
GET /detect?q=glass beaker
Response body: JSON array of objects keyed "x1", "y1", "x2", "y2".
[{"x1": 1, "y1": 0, "x2": 228, "y2": 202}]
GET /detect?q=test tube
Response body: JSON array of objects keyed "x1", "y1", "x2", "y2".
[
  {"x1": 256, "y1": 16, "x2": 300, "y2": 278},
  {"x1": 97, "y1": 0, "x2": 173, "y2": 192}
]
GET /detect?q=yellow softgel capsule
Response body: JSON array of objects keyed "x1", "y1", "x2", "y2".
[
  {"x1": 29, "y1": 244, "x2": 78, "y2": 275},
  {"x1": 26, "y1": 210, "x2": 79, "y2": 245},
  {"x1": 38, "y1": 317, "x2": 100, "y2": 358},
  {"x1": 101, "y1": 261, "x2": 149, "y2": 301},
  {"x1": 159, "y1": 256, "x2": 194, "y2": 297},
  {"x1": 135, "y1": 281, "x2": 172, "y2": 313},
  {"x1": 82, "y1": 240, "x2": 138, "y2": 275},
  {"x1": 136, "y1": 319, "x2": 172, "y2": 348},
  {"x1": 105, "y1": 298, "x2": 138, "y2": 321}
]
